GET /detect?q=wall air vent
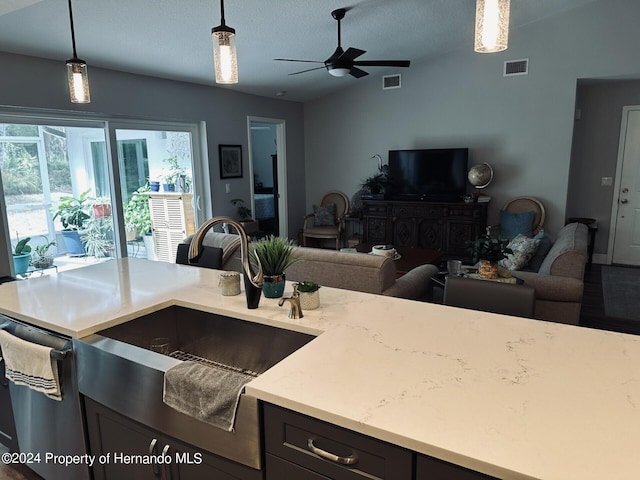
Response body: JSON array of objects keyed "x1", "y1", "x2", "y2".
[
  {"x1": 504, "y1": 59, "x2": 529, "y2": 77},
  {"x1": 382, "y1": 74, "x2": 401, "y2": 90}
]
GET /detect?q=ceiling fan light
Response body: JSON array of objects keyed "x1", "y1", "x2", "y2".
[
  {"x1": 212, "y1": 27, "x2": 238, "y2": 84},
  {"x1": 328, "y1": 67, "x2": 350, "y2": 77},
  {"x1": 474, "y1": 0, "x2": 510, "y2": 53},
  {"x1": 66, "y1": 58, "x2": 90, "y2": 103}
]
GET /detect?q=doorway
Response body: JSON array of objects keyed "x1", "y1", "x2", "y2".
[
  {"x1": 610, "y1": 106, "x2": 640, "y2": 265},
  {"x1": 247, "y1": 117, "x2": 287, "y2": 238}
]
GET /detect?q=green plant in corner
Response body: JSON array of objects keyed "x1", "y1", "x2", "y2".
[
  {"x1": 230, "y1": 198, "x2": 252, "y2": 221},
  {"x1": 465, "y1": 233, "x2": 512, "y2": 264},
  {"x1": 249, "y1": 235, "x2": 299, "y2": 276}
]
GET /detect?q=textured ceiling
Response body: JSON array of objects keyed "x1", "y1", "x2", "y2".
[{"x1": 0, "y1": 0, "x2": 598, "y2": 102}]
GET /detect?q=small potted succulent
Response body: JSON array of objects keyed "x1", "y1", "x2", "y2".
[
  {"x1": 466, "y1": 233, "x2": 512, "y2": 279},
  {"x1": 295, "y1": 281, "x2": 321, "y2": 310},
  {"x1": 249, "y1": 235, "x2": 299, "y2": 298}
]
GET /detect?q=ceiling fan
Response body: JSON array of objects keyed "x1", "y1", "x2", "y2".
[{"x1": 274, "y1": 8, "x2": 410, "y2": 79}]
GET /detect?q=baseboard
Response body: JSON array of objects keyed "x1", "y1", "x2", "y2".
[{"x1": 592, "y1": 253, "x2": 607, "y2": 265}]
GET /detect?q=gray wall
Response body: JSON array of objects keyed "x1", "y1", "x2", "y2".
[
  {"x1": 303, "y1": 0, "x2": 640, "y2": 238},
  {"x1": 568, "y1": 80, "x2": 640, "y2": 257},
  {"x1": 0, "y1": 50, "x2": 306, "y2": 241}
]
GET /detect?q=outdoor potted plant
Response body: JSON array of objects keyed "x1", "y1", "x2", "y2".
[
  {"x1": 466, "y1": 233, "x2": 512, "y2": 279},
  {"x1": 295, "y1": 281, "x2": 321, "y2": 310},
  {"x1": 31, "y1": 239, "x2": 56, "y2": 269},
  {"x1": 91, "y1": 197, "x2": 112, "y2": 218},
  {"x1": 124, "y1": 184, "x2": 152, "y2": 241},
  {"x1": 12, "y1": 235, "x2": 31, "y2": 275},
  {"x1": 250, "y1": 235, "x2": 299, "y2": 298},
  {"x1": 51, "y1": 189, "x2": 91, "y2": 256}
]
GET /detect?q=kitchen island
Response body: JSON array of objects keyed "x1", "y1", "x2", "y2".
[{"x1": 0, "y1": 258, "x2": 639, "y2": 479}]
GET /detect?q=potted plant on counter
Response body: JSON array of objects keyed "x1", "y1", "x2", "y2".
[
  {"x1": 295, "y1": 281, "x2": 321, "y2": 310},
  {"x1": 250, "y1": 235, "x2": 299, "y2": 298},
  {"x1": 466, "y1": 233, "x2": 512, "y2": 279},
  {"x1": 12, "y1": 235, "x2": 31, "y2": 275}
]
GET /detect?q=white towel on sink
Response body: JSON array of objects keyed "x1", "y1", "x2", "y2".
[{"x1": 0, "y1": 329, "x2": 62, "y2": 401}]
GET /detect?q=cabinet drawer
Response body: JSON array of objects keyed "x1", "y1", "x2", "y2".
[
  {"x1": 266, "y1": 453, "x2": 332, "y2": 479},
  {"x1": 264, "y1": 403, "x2": 412, "y2": 480},
  {"x1": 416, "y1": 454, "x2": 500, "y2": 479}
]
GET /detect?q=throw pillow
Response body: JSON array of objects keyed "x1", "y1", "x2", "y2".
[
  {"x1": 527, "y1": 230, "x2": 553, "y2": 272},
  {"x1": 313, "y1": 203, "x2": 336, "y2": 226},
  {"x1": 500, "y1": 209, "x2": 535, "y2": 240},
  {"x1": 499, "y1": 234, "x2": 541, "y2": 271}
]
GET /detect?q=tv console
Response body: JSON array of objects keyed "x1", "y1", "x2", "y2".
[{"x1": 362, "y1": 199, "x2": 488, "y2": 259}]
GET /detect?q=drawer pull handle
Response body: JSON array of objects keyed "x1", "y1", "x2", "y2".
[
  {"x1": 148, "y1": 438, "x2": 160, "y2": 477},
  {"x1": 307, "y1": 438, "x2": 359, "y2": 466}
]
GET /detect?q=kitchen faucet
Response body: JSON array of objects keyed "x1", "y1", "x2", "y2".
[
  {"x1": 188, "y1": 217, "x2": 263, "y2": 308},
  {"x1": 278, "y1": 283, "x2": 304, "y2": 319}
]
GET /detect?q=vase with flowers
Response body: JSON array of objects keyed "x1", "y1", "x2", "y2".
[{"x1": 466, "y1": 233, "x2": 512, "y2": 279}]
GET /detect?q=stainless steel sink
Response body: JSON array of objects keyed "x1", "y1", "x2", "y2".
[{"x1": 74, "y1": 305, "x2": 314, "y2": 471}]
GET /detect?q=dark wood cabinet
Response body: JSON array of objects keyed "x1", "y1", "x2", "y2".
[
  {"x1": 263, "y1": 403, "x2": 503, "y2": 480},
  {"x1": 362, "y1": 200, "x2": 487, "y2": 258},
  {"x1": 264, "y1": 403, "x2": 412, "y2": 480},
  {"x1": 416, "y1": 454, "x2": 500, "y2": 480},
  {"x1": 84, "y1": 397, "x2": 259, "y2": 480}
]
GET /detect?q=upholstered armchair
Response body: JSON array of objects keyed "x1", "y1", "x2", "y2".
[{"x1": 302, "y1": 191, "x2": 350, "y2": 250}]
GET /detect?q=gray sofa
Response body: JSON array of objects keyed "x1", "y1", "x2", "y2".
[
  {"x1": 285, "y1": 247, "x2": 437, "y2": 300},
  {"x1": 181, "y1": 232, "x2": 437, "y2": 301},
  {"x1": 511, "y1": 222, "x2": 589, "y2": 325}
]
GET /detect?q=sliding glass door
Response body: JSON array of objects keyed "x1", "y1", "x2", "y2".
[
  {"x1": 0, "y1": 113, "x2": 205, "y2": 276},
  {"x1": 110, "y1": 124, "x2": 201, "y2": 263},
  {"x1": 0, "y1": 121, "x2": 114, "y2": 274}
]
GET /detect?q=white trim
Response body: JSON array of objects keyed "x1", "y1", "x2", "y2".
[
  {"x1": 246, "y1": 116, "x2": 288, "y2": 238},
  {"x1": 606, "y1": 105, "x2": 640, "y2": 264}
]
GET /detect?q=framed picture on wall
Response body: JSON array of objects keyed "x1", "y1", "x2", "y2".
[{"x1": 218, "y1": 144, "x2": 243, "y2": 179}]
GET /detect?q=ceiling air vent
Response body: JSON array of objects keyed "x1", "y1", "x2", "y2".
[
  {"x1": 382, "y1": 74, "x2": 401, "y2": 90},
  {"x1": 504, "y1": 59, "x2": 529, "y2": 77}
]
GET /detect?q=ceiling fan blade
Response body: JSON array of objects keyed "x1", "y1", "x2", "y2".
[
  {"x1": 340, "y1": 47, "x2": 366, "y2": 61},
  {"x1": 288, "y1": 66, "x2": 326, "y2": 75},
  {"x1": 353, "y1": 60, "x2": 411, "y2": 67},
  {"x1": 274, "y1": 58, "x2": 324, "y2": 64},
  {"x1": 349, "y1": 67, "x2": 369, "y2": 78}
]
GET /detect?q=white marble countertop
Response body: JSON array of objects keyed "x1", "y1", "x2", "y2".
[{"x1": 1, "y1": 258, "x2": 639, "y2": 479}]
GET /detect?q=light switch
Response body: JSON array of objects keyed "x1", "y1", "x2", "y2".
[
  {"x1": 225, "y1": 183, "x2": 231, "y2": 193},
  {"x1": 601, "y1": 177, "x2": 613, "y2": 187}
]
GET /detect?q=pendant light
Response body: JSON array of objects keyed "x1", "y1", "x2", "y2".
[
  {"x1": 211, "y1": 0, "x2": 238, "y2": 84},
  {"x1": 65, "y1": 0, "x2": 90, "y2": 103},
  {"x1": 474, "y1": 0, "x2": 510, "y2": 53}
]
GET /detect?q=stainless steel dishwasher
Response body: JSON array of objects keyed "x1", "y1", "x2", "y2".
[{"x1": 0, "y1": 315, "x2": 90, "y2": 480}]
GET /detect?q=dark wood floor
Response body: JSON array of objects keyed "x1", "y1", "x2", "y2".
[{"x1": 580, "y1": 263, "x2": 640, "y2": 336}]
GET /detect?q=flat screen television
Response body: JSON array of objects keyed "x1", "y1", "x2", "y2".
[{"x1": 386, "y1": 148, "x2": 468, "y2": 202}]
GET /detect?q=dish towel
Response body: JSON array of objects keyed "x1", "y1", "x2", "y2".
[
  {"x1": 0, "y1": 329, "x2": 62, "y2": 401},
  {"x1": 163, "y1": 360, "x2": 253, "y2": 432}
]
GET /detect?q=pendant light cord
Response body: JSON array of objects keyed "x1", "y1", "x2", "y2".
[
  {"x1": 68, "y1": 0, "x2": 78, "y2": 58},
  {"x1": 219, "y1": 0, "x2": 226, "y2": 26}
]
